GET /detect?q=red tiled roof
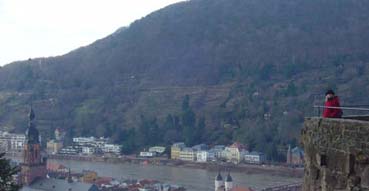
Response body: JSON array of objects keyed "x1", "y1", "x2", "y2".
[
  {"x1": 95, "y1": 177, "x2": 113, "y2": 186},
  {"x1": 47, "y1": 163, "x2": 67, "y2": 171},
  {"x1": 231, "y1": 186, "x2": 254, "y2": 191}
]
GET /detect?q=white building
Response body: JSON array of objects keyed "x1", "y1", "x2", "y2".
[
  {"x1": 102, "y1": 144, "x2": 121, "y2": 155},
  {"x1": 148, "y1": 146, "x2": 166, "y2": 155},
  {"x1": 196, "y1": 150, "x2": 216, "y2": 162},
  {"x1": 72, "y1": 136, "x2": 120, "y2": 155},
  {"x1": 179, "y1": 148, "x2": 196, "y2": 161},
  {"x1": 244, "y1": 151, "x2": 266, "y2": 164},
  {"x1": 0, "y1": 131, "x2": 26, "y2": 152},
  {"x1": 211, "y1": 145, "x2": 225, "y2": 160},
  {"x1": 140, "y1": 151, "x2": 156, "y2": 158},
  {"x1": 54, "y1": 128, "x2": 66, "y2": 142},
  {"x1": 82, "y1": 147, "x2": 95, "y2": 155},
  {"x1": 10, "y1": 134, "x2": 26, "y2": 151},
  {"x1": 73, "y1": 137, "x2": 96, "y2": 145},
  {"x1": 224, "y1": 142, "x2": 247, "y2": 163},
  {"x1": 46, "y1": 140, "x2": 63, "y2": 154},
  {"x1": 59, "y1": 146, "x2": 79, "y2": 155},
  {"x1": 95, "y1": 138, "x2": 109, "y2": 149}
]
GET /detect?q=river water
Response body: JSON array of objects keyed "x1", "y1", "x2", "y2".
[{"x1": 50, "y1": 159, "x2": 301, "y2": 191}]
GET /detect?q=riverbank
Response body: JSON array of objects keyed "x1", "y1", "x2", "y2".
[{"x1": 47, "y1": 154, "x2": 303, "y2": 178}]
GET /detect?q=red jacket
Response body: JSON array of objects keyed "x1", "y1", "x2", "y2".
[{"x1": 323, "y1": 96, "x2": 342, "y2": 118}]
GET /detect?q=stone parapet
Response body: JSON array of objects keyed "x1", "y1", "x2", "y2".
[{"x1": 302, "y1": 117, "x2": 369, "y2": 191}]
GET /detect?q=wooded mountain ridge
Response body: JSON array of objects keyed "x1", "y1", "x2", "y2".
[{"x1": 0, "y1": 0, "x2": 369, "y2": 159}]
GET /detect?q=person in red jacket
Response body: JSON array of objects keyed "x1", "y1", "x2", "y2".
[{"x1": 323, "y1": 90, "x2": 343, "y2": 118}]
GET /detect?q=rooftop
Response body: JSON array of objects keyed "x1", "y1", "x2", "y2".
[
  {"x1": 21, "y1": 178, "x2": 96, "y2": 191},
  {"x1": 231, "y1": 187, "x2": 255, "y2": 191}
]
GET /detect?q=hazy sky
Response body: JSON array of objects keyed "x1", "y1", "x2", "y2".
[{"x1": 0, "y1": 0, "x2": 184, "y2": 66}]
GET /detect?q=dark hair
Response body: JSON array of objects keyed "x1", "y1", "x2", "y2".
[{"x1": 325, "y1": 89, "x2": 335, "y2": 95}]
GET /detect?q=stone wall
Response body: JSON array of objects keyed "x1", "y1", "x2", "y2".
[{"x1": 301, "y1": 117, "x2": 369, "y2": 191}]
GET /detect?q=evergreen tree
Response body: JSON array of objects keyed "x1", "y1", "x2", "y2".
[
  {"x1": 113, "y1": 128, "x2": 137, "y2": 154},
  {"x1": 136, "y1": 115, "x2": 161, "y2": 147},
  {"x1": 181, "y1": 95, "x2": 196, "y2": 146},
  {"x1": 147, "y1": 118, "x2": 160, "y2": 145},
  {"x1": 163, "y1": 114, "x2": 175, "y2": 131},
  {"x1": 0, "y1": 153, "x2": 20, "y2": 191},
  {"x1": 162, "y1": 114, "x2": 182, "y2": 145},
  {"x1": 136, "y1": 115, "x2": 150, "y2": 147},
  {"x1": 193, "y1": 117, "x2": 205, "y2": 144},
  {"x1": 182, "y1": 95, "x2": 190, "y2": 111}
]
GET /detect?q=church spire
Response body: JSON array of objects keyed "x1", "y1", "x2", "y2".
[
  {"x1": 29, "y1": 106, "x2": 35, "y2": 121},
  {"x1": 25, "y1": 106, "x2": 39, "y2": 144}
]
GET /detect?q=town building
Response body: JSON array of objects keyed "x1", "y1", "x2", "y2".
[
  {"x1": 197, "y1": 150, "x2": 215, "y2": 162},
  {"x1": 149, "y1": 146, "x2": 166, "y2": 155},
  {"x1": 73, "y1": 137, "x2": 98, "y2": 147},
  {"x1": 211, "y1": 145, "x2": 226, "y2": 160},
  {"x1": 179, "y1": 148, "x2": 196, "y2": 161},
  {"x1": 46, "y1": 127, "x2": 65, "y2": 155},
  {"x1": 140, "y1": 151, "x2": 156, "y2": 158},
  {"x1": 46, "y1": 140, "x2": 63, "y2": 154},
  {"x1": 82, "y1": 170, "x2": 98, "y2": 183},
  {"x1": 59, "y1": 146, "x2": 79, "y2": 155},
  {"x1": 20, "y1": 107, "x2": 47, "y2": 185},
  {"x1": 54, "y1": 128, "x2": 66, "y2": 142},
  {"x1": 71, "y1": 136, "x2": 121, "y2": 155},
  {"x1": 101, "y1": 144, "x2": 121, "y2": 155},
  {"x1": 10, "y1": 133, "x2": 26, "y2": 151},
  {"x1": 47, "y1": 162, "x2": 69, "y2": 173},
  {"x1": 94, "y1": 138, "x2": 109, "y2": 149},
  {"x1": 171, "y1": 142, "x2": 185, "y2": 160},
  {"x1": 287, "y1": 145, "x2": 304, "y2": 166},
  {"x1": 0, "y1": 131, "x2": 26, "y2": 152},
  {"x1": 0, "y1": 133, "x2": 9, "y2": 151},
  {"x1": 244, "y1": 151, "x2": 266, "y2": 164},
  {"x1": 82, "y1": 146, "x2": 96, "y2": 155},
  {"x1": 22, "y1": 178, "x2": 99, "y2": 191},
  {"x1": 224, "y1": 142, "x2": 247, "y2": 163}
]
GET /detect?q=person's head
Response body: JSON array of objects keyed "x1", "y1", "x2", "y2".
[{"x1": 325, "y1": 89, "x2": 335, "y2": 99}]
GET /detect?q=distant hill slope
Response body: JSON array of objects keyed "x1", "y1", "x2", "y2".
[{"x1": 1, "y1": 0, "x2": 369, "y2": 157}]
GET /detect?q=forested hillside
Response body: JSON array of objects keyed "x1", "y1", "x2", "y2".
[{"x1": 1, "y1": 0, "x2": 369, "y2": 160}]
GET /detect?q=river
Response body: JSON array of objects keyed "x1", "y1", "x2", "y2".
[{"x1": 50, "y1": 159, "x2": 301, "y2": 191}]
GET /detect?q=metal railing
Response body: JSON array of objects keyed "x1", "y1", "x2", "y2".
[{"x1": 313, "y1": 105, "x2": 369, "y2": 116}]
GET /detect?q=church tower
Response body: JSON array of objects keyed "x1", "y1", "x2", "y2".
[
  {"x1": 225, "y1": 172, "x2": 233, "y2": 191},
  {"x1": 20, "y1": 107, "x2": 47, "y2": 185},
  {"x1": 215, "y1": 172, "x2": 224, "y2": 191}
]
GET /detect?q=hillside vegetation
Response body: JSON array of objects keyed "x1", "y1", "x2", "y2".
[{"x1": 1, "y1": 0, "x2": 369, "y2": 160}]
